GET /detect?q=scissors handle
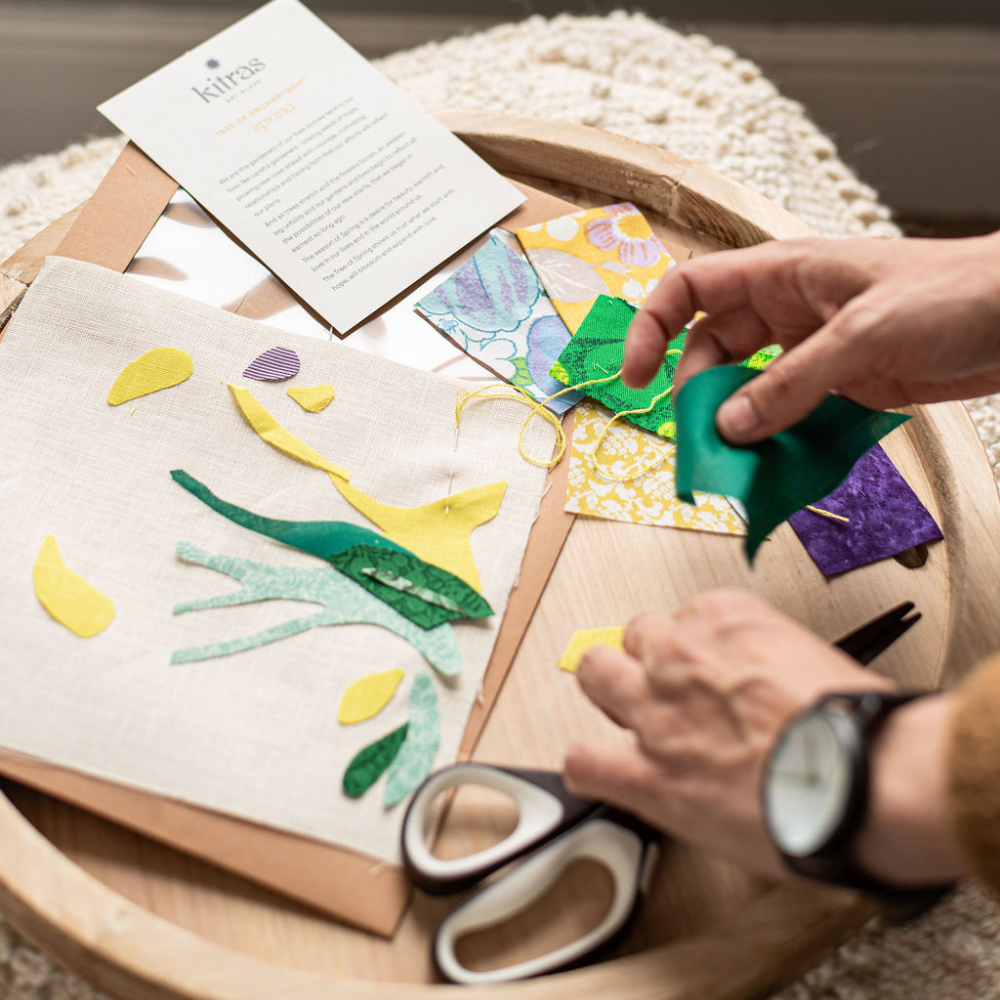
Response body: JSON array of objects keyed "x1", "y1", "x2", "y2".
[
  {"x1": 433, "y1": 806, "x2": 661, "y2": 985},
  {"x1": 401, "y1": 763, "x2": 597, "y2": 895}
]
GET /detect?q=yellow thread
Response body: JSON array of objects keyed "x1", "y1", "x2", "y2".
[
  {"x1": 805, "y1": 505, "x2": 851, "y2": 524},
  {"x1": 457, "y1": 349, "x2": 684, "y2": 474},
  {"x1": 456, "y1": 384, "x2": 570, "y2": 468}
]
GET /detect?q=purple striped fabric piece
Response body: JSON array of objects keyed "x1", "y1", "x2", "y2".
[{"x1": 242, "y1": 347, "x2": 301, "y2": 381}]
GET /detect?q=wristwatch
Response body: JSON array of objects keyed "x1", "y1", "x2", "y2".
[{"x1": 763, "y1": 690, "x2": 952, "y2": 919}]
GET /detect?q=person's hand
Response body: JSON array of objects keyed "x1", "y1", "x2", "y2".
[
  {"x1": 563, "y1": 590, "x2": 965, "y2": 885},
  {"x1": 623, "y1": 233, "x2": 1000, "y2": 443}
]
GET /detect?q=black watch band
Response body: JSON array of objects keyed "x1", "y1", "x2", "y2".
[{"x1": 771, "y1": 691, "x2": 953, "y2": 922}]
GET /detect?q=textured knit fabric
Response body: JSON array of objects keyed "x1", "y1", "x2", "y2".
[{"x1": 948, "y1": 656, "x2": 1000, "y2": 897}]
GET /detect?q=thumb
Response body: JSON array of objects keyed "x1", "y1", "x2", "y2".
[{"x1": 715, "y1": 319, "x2": 867, "y2": 443}]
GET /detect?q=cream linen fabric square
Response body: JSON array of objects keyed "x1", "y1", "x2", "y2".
[{"x1": 0, "y1": 257, "x2": 550, "y2": 864}]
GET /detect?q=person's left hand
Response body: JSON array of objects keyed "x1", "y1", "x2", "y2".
[{"x1": 563, "y1": 589, "x2": 894, "y2": 879}]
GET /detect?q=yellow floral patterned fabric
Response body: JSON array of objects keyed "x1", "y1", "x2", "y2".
[
  {"x1": 516, "y1": 202, "x2": 679, "y2": 333},
  {"x1": 565, "y1": 400, "x2": 747, "y2": 534}
]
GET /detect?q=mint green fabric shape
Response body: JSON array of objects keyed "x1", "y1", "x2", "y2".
[
  {"x1": 170, "y1": 543, "x2": 462, "y2": 675},
  {"x1": 384, "y1": 671, "x2": 440, "y2": 807},
  {"x1": 674, "y1": 366, "x2": 911, "y2": 562},
  {"x1": 342, "y1": 724, "x2": 409, "y2": 799},
  {"x1": 171, "y1": 470, "x2": 492, "y2": 630}
]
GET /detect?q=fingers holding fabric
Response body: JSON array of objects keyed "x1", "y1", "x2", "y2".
[{"x1": 575, "y1": 644, "x2": 650, "y2": 730}]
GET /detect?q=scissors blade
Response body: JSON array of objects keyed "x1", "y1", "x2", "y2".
[{"x1": 835, "y1": 601, "x2": 920, "y2": 665}]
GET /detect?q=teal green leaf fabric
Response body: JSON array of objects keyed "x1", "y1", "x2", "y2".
[
  {"x1": 170, "y1": 542, "x2": 462, "y2": 675},
  {"x1": 674, "y1": 366, "x2": 911, "y2": 562},
  {"x1": 171, "y1": 469, "x2": 404, "y2": 559},
  {"x1": 384, "y1": 671, "x2": 440, "y2": 807},
  {"x1": 342, "y1": 724, "x2": 409, "y2": 799}
]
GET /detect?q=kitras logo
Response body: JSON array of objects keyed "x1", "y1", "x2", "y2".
[{"x1": 191, "y1": 56, "x2": 266, "y2": 103}]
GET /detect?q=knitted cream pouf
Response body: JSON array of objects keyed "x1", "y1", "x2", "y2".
[{"x1": 1, "y1": 13, "x2": 999, "y2": 1000}]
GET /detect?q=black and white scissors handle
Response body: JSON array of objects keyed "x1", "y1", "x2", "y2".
[
  {"x1": 401, "y1": 764, "x2": 661, "y2": 985},
  {"x1": 402, "y1": 764, "x2": 598, "y2": 894}
]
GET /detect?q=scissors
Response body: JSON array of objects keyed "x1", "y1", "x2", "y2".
[{"x1": 401, "y1": 600, "x2": 921, "y2": 985}]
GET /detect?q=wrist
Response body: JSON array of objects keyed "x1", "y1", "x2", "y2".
[{"x1": 855, "y1": 693, "x2": 966, "y2": 886}]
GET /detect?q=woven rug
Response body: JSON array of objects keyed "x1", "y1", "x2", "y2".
[{"x1": 1, "y1": 12, "x2": 999, "y2": 1000}]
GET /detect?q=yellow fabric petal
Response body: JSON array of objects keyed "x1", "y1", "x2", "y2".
[
  {"x1": 338, "y1": 668, "x2": 405, "y2": 724},
  {"x1": 558, "y1": 627, "x2": 625, "y2": 673},
  {"x1": 33, "y1": 535, "x2": 115, "y2": 638},
  {"x1": 228, "y1": 384, "x2": 350, "y2": 480},
  {"x1": 108, "y1": 347, "x2": 193, "y2": 405},
  {"x1": 287, "y1": 384, "x2": 336, "y2": 413},
  {"x1": 327, "y1": 475, "x2": 505, "y2": 593},
  {"x1": 229, "y1": 385, "x2": 504, "y2": 592}
]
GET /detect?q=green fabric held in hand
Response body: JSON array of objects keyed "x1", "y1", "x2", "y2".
[
  {"x1": 170, "y1": 542, "x2": 462, "y2": 676},
  {"x1": 674, "y1": 366, "x2": 911, "y2": 562},
  {"x1": 171, "y1": 470, "x2": 490, "y2": 629},
  {"x1": 384, "y1": 671, "x2": 441, "y2": 807},
  {"x1": 328, "y1": 544, "x2": 493, "y2": 629},
  {"x1": 342, "y1": 723, "x2": 409, "y2": 799}
]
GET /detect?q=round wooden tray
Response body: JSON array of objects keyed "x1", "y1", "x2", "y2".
[{"x1": 2, "y1": 111, "x2": 1000, "y2": 1000}]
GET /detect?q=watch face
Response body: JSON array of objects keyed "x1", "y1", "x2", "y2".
[{"x1": 765, "y1": 711, "x2": 854, "y2": 857}]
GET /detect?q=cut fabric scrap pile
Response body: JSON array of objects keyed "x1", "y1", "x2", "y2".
[{"x1": 415, "y1": 199, "x2": 942, "y2": 574}]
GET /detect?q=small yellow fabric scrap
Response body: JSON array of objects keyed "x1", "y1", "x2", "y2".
[
  {"x1": 558, "y1": 627, "x2": 626, "y2": 673},
  {"x1": 32, "y1": 535, "x2": 115, "y2": 638},
  {"x1": 566, "y1": 399, "x2": 747, "y2": 535},
  {"x1": 287, "y1": 384, "x2": 336, "y2": 413},
  {"x1": 229, "y1": 385, "x2": 505, "y2": 592},
  {"x1": 338, "y1": 668, "x2": 405, "y2": 724},
  {"x1": 108, "y1": 347, "x2": 193, "y2": 405},
  {"x1": 228, "y1": 384, "x2": 350, "y2": 480}
]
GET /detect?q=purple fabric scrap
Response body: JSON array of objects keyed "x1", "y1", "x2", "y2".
[
  {"x1": 788, "y1": 444, "x2": 943, "y2": 576},
  {"x1": 243, "y1": 346, "x2": 301, "y2": 381}
]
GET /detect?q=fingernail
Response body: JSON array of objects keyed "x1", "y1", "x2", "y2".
[{"x1": 717, "y1": 395, "x2": 760, "y2": 441}]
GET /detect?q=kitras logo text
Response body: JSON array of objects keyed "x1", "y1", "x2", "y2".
[{"x1": 191, "y1": 58, "x2": 267, "y2": 104}]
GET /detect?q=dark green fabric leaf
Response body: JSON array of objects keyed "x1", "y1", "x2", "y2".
[
  {"x1": 674, "y1": 366, "x2": 910, "y2": 562},
  {"x1": 343, "y1": 723, "x2": 409, "y2": 799},
  {"x1": 328, "y1": 544, "x2": 493, "y2": 629},
  {"x1": 171, "y1": 469, "x2": 404, "y2": 559}
]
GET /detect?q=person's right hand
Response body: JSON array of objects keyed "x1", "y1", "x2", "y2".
[{"x1": 623, "y1": 232, "x2": 1000, "y2": 443}]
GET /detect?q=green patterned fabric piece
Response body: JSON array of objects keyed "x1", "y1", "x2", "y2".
[
  {"x1": 172, "y1": 470, "x2": 489, "y2": 630},
  {"x1": 550, "y1": 296, "x2": 782, "y2": 440},
  {"x1": 342, "y1": 724, "x2": 409, "y2": 799},
  {"x1": 330, "y1": 544, "x2": 492, "y2": 629},
  {"x1": 170, "y1": 542, "x2": 462, "y2": 675},
  {"x1": 674, "y1": 366, "x2": 911, "y2": 562},
  {"x1": 384, "y1": 672, "x2": 440, "y2": 807},
  {"x1": 550, "y1": 296, "x2": 686, "y2": 439}
]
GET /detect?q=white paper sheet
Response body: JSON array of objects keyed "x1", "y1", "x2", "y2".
[{"x1": 99, "y1": 0, "x2": 524, "y2": 332}]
